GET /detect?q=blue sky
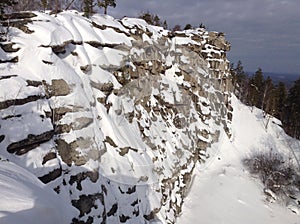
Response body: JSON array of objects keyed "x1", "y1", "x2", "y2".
[{"x1": 108, "y1": 0, "x2": 300, "y2": 74}]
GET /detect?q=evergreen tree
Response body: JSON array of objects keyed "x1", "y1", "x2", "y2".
[
  {"x1": 272, "y1": 82, "x2": 287, "y2": 119},
  {"x1": 162, "y1": 20, "x2": 168, "y2": 29},
  {"x1": 248, "y1": 68, "x2": 264, "y2": 108},
  {"x1": 98, "y1": 0, "x2": 116, "y2": 15},
  {"x1": 12, "y1": 0, "x2": 42, "y2": 11},
  {"x1": 283, "y1": 77, "x2": 300, "y2": 139},
  {"x1": 199, "y1": 23, "x2": 206, "y2": 29},
  {"x1": 41, "y1": 0, "x2": 47, "y2": 12},
  {"x1": 84, "y1": 0, "x2": 95, "y2": 17},
  {"x1": 231, "y1": 60, "x2": 248, "y2": 102},
  {"x1": 0, "y1": 0, "x2": 17, "y2": 14},
  {"x1": 138, "y1": 11, "x2": 167, "y2": 27},
  {"x1": 0, "y1": 0, "x2": 17, "y2": 40},
  {"x1": 184, "y1": 24, "x2": 192, "y2": 30},
  {"x1": 54, "y1": 0, "x2": 59, "y2": 13},
  {"x1": 261, "y1": 76, "x2": 274, "y2": 113},
  {"x1": 153, "y1": 14, "x2": 160, "y2": 26},
  {"x1": 172, "y1": 24, "x2": 181, "y2": 32},
  {"x1": 139, "y1": 11, "x2": 152, "y2": 24}
]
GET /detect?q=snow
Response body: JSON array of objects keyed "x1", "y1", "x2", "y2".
[
  {"x1": 142, "y1": 33, "x2": 153, "y2": 44},
  {"x1": 91, "y1": 46, "x2": 127, "y2": 67},
  {"x1": 92, "y1": 14, "x2": 129, "y2": 34},
  {"x1": 0, "y1": 10, "x2": 299, "y2": 224},
  {"x1": 173, "y1": 36, "x2": 201, "y2": 46},
  {"x1": 178, "y1": 95, "x2": 300, "y2": 224},
  {"x1": 93, "y1": 28, "x2": 133, "y2": 46},
  {"x1": 121, "y1": 17, "x2": 168, "y2": 40},
  {"x1": 27, "y1": 24, "x2": 67, "y2": 47},
  {"x1": 0, "y1": 102, "x2": 53, "y2": 144},
  {"x1": 0, "y1": 160, "x2": 75, "y2": 224}
]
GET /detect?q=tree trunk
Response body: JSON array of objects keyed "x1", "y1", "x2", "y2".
[
  {"x1": 65, "y1": 0, "x2": 76, "y2": 10},
  {"x1": 104, "y1": 6, "x2": 107, "y2": 14},
  {"x1": 55, "y1": 0, "x2": 58, "y2": 15},
  {"x1": 90, "y1": 1, "x2": 93, "y2": 16}
]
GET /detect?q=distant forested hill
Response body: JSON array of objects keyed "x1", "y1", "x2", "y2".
[{"x1": 247, "y1": 72, "x2": 300, "y2": 88}]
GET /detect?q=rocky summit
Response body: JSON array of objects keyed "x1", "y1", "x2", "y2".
[{"x1": 0, "y1": 11, "x2": 232, "y2": 223}]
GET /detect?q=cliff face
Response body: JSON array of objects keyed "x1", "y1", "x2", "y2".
[{"x1": 0, "y1": 11, "x2": 232, "y2": 223}]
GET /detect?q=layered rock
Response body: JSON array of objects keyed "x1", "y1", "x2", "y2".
[{"x1": 0, "y1": 11, "x2": 232, "y2": 223}]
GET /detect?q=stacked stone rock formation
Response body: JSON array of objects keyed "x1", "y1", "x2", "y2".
[{"x1": 0, "y1": 11, "x2": 232, "y2": 223}]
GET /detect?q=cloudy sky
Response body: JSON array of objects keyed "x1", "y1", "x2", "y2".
[{"x1": 108, "y1": 0, "x2": 300, "y2": 74}]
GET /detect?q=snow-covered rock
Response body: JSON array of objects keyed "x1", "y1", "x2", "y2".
[{"x1": 1, "y1": 10, "x2": 296, "y2": 224}]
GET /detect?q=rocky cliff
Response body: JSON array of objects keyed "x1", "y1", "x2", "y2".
[{"x1": 0, "y1": 11, "x2": 232, "y2": 223}]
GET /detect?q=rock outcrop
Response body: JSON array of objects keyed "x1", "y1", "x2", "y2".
[{"x1": 0, "y1": 11, "x2": 232, "y2": 223}]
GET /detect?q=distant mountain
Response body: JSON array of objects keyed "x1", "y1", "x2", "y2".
[
  {"x1": 247, "y1": 72, "x2": 299, "y2": 88},
  {"x1": 264, "y1": 72, "x2": 300, "y2": 88}
]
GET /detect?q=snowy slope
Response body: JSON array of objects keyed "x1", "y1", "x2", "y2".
[
  {"x1": 178, "y1": 95, "x2": 300, "y2": 224},
  {"x1": 0, "y1": 159, "x2": 76, "y2": 224}
]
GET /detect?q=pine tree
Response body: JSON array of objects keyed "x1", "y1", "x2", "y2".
[
  {"x1": 184, "y1": 24, "x2": 193, "y2": 30},
  {"x1": 283, "y1": 77, "x2": 300, "y2": 139},
  {"x1": 12, "y1": 0, "x2": 41, "y2": 11},
  {"x1": 248, "y1": 68, "x2": 264, "y2": 109},
  {"x1": 235, "y1": 60, "x2": 245, "y2": 78},
  {"x1": 84, "y1": 0, "x2": 95, "y2": 17},
  {"x1": 172, "y1": 24, "x2": 181, "y2": 32},
  {"x1": 0, "y1": 0, "x2": 17, "y2": 14},
  {"x1": 55, "y1": 0, "x2": 59, "y2": 13},
  {"x1": 162, "y1": 20, "x2": 168, "y2": 29},
  {"x1": 0, "y1": 0, "x2": 17, "y2": 40},
  {"x1": 153, "y1": 14, "x2": 160, "y2": 26},
  {"x1": 41, "y1": 0, "x2": 47, "y2": 12},
  {"x1": 98, "y1": 0, "x2": 116, "y2": 15},
  {"x1": 138, "y1": 12, "x2": 167, "y2": 27},
  {"x1": 199, "y1": 23, "x2": 206, "y2": 29},
  {"x1": 138, "y1": 11, "x2": 153, "y2": 25},
  {"x1": 261, "y1": 76, "x2": 274, "y2": 113},
  {"x1": 232, "y1": 60, "x2": 248, "y2": 102},
  {"x1": 272, "y1": 82, "x2": 287, "y2": 119}
]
